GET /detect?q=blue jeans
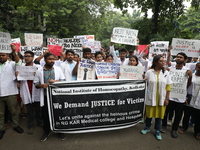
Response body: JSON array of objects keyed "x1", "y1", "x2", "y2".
[{"x1": 146, "y1": 117, "x2": 161, "y2": 131}]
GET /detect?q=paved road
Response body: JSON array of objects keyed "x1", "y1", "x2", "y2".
[{"x1": 0, "y1": 117, "x2": 200, "y2": 150}]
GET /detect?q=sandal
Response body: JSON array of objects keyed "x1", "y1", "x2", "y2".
[
  {"x1": 195, "y1": 133, "x2": 200, "y2": 140},
  {"x1": 178, "y1": 128, "x2": 186, "y2": 134}
]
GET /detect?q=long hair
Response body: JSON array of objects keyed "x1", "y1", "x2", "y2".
[
  {"x1": 150, "y1": 55, "x2": 165, "y2": 73},
  {"x1": 129, "y1": 55, "x2": 139, "y2": 66}
]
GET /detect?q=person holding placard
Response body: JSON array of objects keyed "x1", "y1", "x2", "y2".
[
  {"x1": 141, "y1": 55, "x2": 171, "y2": 141},
  {"x1": 94, "y1": 51, "x2": 104, "y2": 62},
  {"x1": 161, "y1": 51, "x2": 192, "y2": 138},
  {"x1": 74, "y1": 53, "x2": 79, "y2": 62},
  {"x1": 60, "y1": 50, "x2": 77, "y2": 81},
  {"x1": 34, "y1": 52, "x2": 66, "y2": 141},
  {"x1": 17, "y1": 51, "x2": 43, "y2": 135},
  {"x1": 0, "y1": 44, "x2": 24, "y2": 140}
]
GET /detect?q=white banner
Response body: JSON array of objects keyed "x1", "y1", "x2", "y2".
[
  {"x1": 25, "y1": 33, "x2": 43, "y2": 46},
  {"x1": 111, "y1": 27, "x2": 138, "y2": 46},
  {"x1": 95, "y1": 62, "x2": 120, "y2": 80},
  {"x1": 20, "y1": 46, "x2": 43, "y2": 57},
  {"x1": 149, "y1": 41, "x2": 169, "y2": 62},
  {"x1": 169, "y1": 70, "x2": 188, "y2": 100},
  {"x1": 74, "y1": 35, "x2": 94, "y2": 46},
  {"x1": 171, "y1": 38, "x2": 200, "y2": 57},
  {"x1": 0, "y1": 32, "x2": 11, "y2": 53},
  {"x1": 119, "y1": 65, "x2": 144, "y2": 80},
  {"x1": 77, "y1": 59, "x2": 96, "y2": 80},
  {"x1": 85, "y1": 41, "x2": 101, "y2": 53},
  {"x1": 16, "y1": 66, "x2": 37, "y2": 80}
]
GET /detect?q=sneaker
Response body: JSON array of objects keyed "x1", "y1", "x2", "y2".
[
  {"x1": 27, "y1": 127, "x2": 33, "y2": 135},
  {"x1": 58, "y1": 133, "x2": 66, "y2": 140},
  {"x1": 40, "y1": 132, "x2": 50, "y2": 142},
  {"x1": 0, "y1": 130, "x2": 5, "y2": 140},
  {"x1": 139, "y1": 119, "x2": 145, "y2": 124},
  {"x1": 155, "y1": 131, "x2": 162, "y2": 140},
  {"x1": 13, "y1": 126, "x2": 24, "y2": 133},
  {"x1": 141, "y1": 127, "x2": 150, "y2": 134},
  {"x1": 167, "y1": 120, "x2": 172, "y2": 126},
  {"x1": 160, "y1": 126, "x2": 166, "y2": 133},
  {"x1": 171, "y1": 130, "x2": 178, "y2": 138}
]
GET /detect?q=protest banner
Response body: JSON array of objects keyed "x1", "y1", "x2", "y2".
[
  {"x1": 20, "y1": 46, "x2": 43, "y2": 57},
  {"x1": 95, "y1": 62, "x2": 120, "y2": 79},
  {"x1": 24, "y1": 33, "x2": 43, "y2": 46},
  {"x1": 171, "y1": 38, "x2": 200, "y2": 57},
  {"x1": 74, "y1": 35, "x2": 95, "y2": 46},
  {"x1": 16, "y1": 66, "x2": 37, "y2": 80},
  {"x1": 0, "y1": 32, "x2": 11, "y2": 53},
  {"x1": 77, "y1": 59, "x2": 96, "y2": 80},
  {"x1": 149, "y1": 41, "x2": 169, "y2": 62},
  {"x1": 11, "y1": 38, "x2": 21, "y2": 52},
  {"x1": 63, "y1": 38, "x2": 83, "y2": 57},
  {"x1": 138, "y1": 45, "x2": 148, "y2": 54},
  {"x1": 47, "y1": 38, "x2": 63, "y2": 46},
  {"x1": 111, "y1": 27, "x2": 138, "y2": 46},
  {"x1": 47, "y1": 79, "x2": 145, "y2": 133},
  {"x1": 47, "y1": 45, "x2": 62, "y2": 56},
  {"x1": 85, "y1": 41, "x2": 101, "y2": 53},
  {"x1": 119, "y1": 66, "x2": 144, "y2": 80},
  {"x1": 169, "y1": 70, "x2": 188, "y2": 99}
]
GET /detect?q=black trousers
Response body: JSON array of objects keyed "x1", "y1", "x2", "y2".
[
  {"x1": 162, "y1": 101, "x2": 184, "y2": 131},
  {"x1": 193, "y1": 108, "x2": 200, "y2": 134},
  {"x1": 41, "y1": 96, "x2": 50, "y2": 133}
]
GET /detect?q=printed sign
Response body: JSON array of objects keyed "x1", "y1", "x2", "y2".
[
  {"x1": 11, "y1": 38, "x2": 21, "y2": 52},
  {"x1": 20, "y1": 46, "x2": 43, "y2": 57},
  {"x1": 169, "y1": 70, "x2": 188, "y2": 100},
  {"x1": 119, "y1": 66, "x2": 144, "y2": 80},
  {"x1": 149, "y1": 41, "x2": 169, "y2": 62},
  {"x1": 16, "y1": 66, "x2": 37, "y2": 80},
  {"x1": 111, "y1": 27, "x2": 138, "y2": 46},
  {"x1": 25, "y1": 33, "x2": 43, "y2": 46},
  {"x1": 0, "y1": 32, "x2": 11, "y2": 53},
  {"x1": 74, "y1": 35, "x2": 94, "y2": 46},
  {"x1": 47, "y1": 79, "x2": 146, "y2": 133},
  {"x1": 85, "y1": 41, "x2": 101, "y2": 53},
  {"x1": 171, "y1": 38, "x2": 200, "y2": 57},
  {"x1": 77, "y1": 59, "x2": 95, "y2": 80},
  {"x1": 95, "y1": 62, "x2": 120, "y2": 79},
  {"x1": 63, "y1": 38, "x2": 83, "y2": 57}
]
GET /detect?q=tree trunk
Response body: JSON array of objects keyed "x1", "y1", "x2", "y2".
[{"x1": 152, "y1": 0, "x2": 162, "y2": 34}]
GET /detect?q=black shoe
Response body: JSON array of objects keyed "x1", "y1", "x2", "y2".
[
  {"x1": 27, "y1": 127, "x2": 33, "y2": 135},
  {"x1": 0, "y1": 130, "x2": 5, "y2": 140},
  {"x1": 40, "y1": 132, "x2": 50, "y2": 142},
  {"x1": 13, "y1": 126, "x2": 24, "y2": 133},
  {"x1": 171, "y1": 130, "x2": 178, "y2": 138},
  {"x1": 58, "y1": 133, "x2": 66, "y2": 141}
]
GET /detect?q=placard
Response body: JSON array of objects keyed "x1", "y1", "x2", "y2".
[
  {"x1": 20, "y1": 46, "x2": 43, "y2": 57},
  {"x1": 171, "y1": 38, "x2": 200, "y2": 57},
  {"x1": 25, "y1": 33, "x2": 43, "y2": 46},
  {"x1": 47, "y1": 38, "x2": 63, "y2": 46},
  {"x1": 74, "y1": 35, "x2": 94, "y2": 46},
  {"x1": 77, "y1": 59, "x2": 95, "y2": 80},
  {"x1": 11, "y1": 38, "x2": 21, "y2": 52},
  {"x1": 119, "y1": 66, "x2": 144, "y2": 80},
  {"x1": 16, "y1": 66, "x2": 37, "y2": 80},
  {"x1": 47, "y1": 45, "x2": 62, "y2": 56},
  {"x1": 47, "y1": 79, "x2": 146, "y2": 133},
  {"x1": 169, "y1": 70, "x2": 188, "y2": 99},
  {"x1": 111, "y1": 27, "x2": 138, "y2": 46},
  {"x1": 95, "y1": 62, "x2": 120, "y2": 79},
  {"x1": 0, "y1": 32, "x2": 11, "y2": 53},
  {"x1": 85, "y1": 41, "x2": 101, "y2": 53},
  {"x1": 149, "y1": 41, "x2": 169, "y2": 62}
]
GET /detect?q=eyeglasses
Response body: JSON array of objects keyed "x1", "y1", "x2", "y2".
[{"x1": 24, "y1": 55, "x2": 33, "y2": 58}]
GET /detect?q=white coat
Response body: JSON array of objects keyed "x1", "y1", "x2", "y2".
[
  {"x1": 60, "y1": 60, "x2": 77, "y2": 81},
  {"x1": 145, "y1": 69, "x2": 171, "y2": 106},
  {"x1": 20, "y1": 64, "x2": 42, "y2": 105},
  {"x1": 190, "y1": 75, "x2": 200, "y2": 110},
  {"x1": 34, "y1": 65, "x2": 65, "y2": 106}
]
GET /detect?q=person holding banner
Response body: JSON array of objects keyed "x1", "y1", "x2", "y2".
[
  {"x1": 60, "y1": 50, "x2": 77, "y2": 81},
  {"x1": 74, "y1": 53, "x2": 79, "y2": 62},
  {"x1": 94, "y1": 51, "x2": 104, "y2": 62},
  {"x1": 161, "y1": 51, "x2": 192, "y2": 138},
  {"x1": 34, "y1": 52, "x2": 66, "y2": 141},
  {"x1": 17, "y1": 51, "x2": 43, "y2": 135},
  {"x1": 141, "y1": 55, "x2": 171, "y2": 141},
  {"x1": 105, "y1": 54, "x2": 114, "y2": 63},
  {"x1": 0, "y1": 44, "x2": 24, "y2": 140}
]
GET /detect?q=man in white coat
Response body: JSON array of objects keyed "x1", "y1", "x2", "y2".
[
  {"x1": 0, "y1": 44, "x2": 24, "y2": 140},
  {"x1": 18, "y1": 51, "x2": 43, "y2": 135},
  {"x1": 34, "y1": 52, "x2": 65, "y2": 142},
  {"x1": 60, "y1": 50, "x2": 77, "y2": 81}
]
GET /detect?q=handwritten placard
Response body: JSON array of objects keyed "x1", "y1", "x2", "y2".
[
  {"x1": 85, "y1": 41, "x2": 101, "y2": 53},
  {"x1": 119, "y1": 65, "x2": 144, "y2": 80},
  {"x1": 20, "y1": 46, "x2": 43, "y2": 57},
  {"x1": 47, "y1": 45, "x2": 62, "y2": 56},
  {"x1": 25, "y1": 33, "x2": 43, "y2": 46},
  {"x1": 0, "y1": 32, "x2": 11, "y2": 53},
  {"x1": 77, "y1": 59, "x2": 95, "y2": 80},
  {"x1": 95, "y1": 62, "x2": 120, "y2": 80},
  {"x1": 47, "y1": 38, "x2": 63, "y2": 46},
  {"x1": 111, "y1": 27, "x2": 138, "y2": 46},
  {"x1": 171, "y1": 38, "x2": 200, "y2": 57},
  {"x1": 11, "y1": 38, "x2": 21, "y2": 52},
  {"x1": 169, "y1": 70, "x2": 188, "y2": 99},
  {"x1": 74, "y1": 35, "x2": 94, "y2": 46},
  {"x1": 149, "y1": 41, "x2": 169, "y2": 62},
  {"x1": 16, "y1": 66, "x2": 37, "y2": 80}
]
